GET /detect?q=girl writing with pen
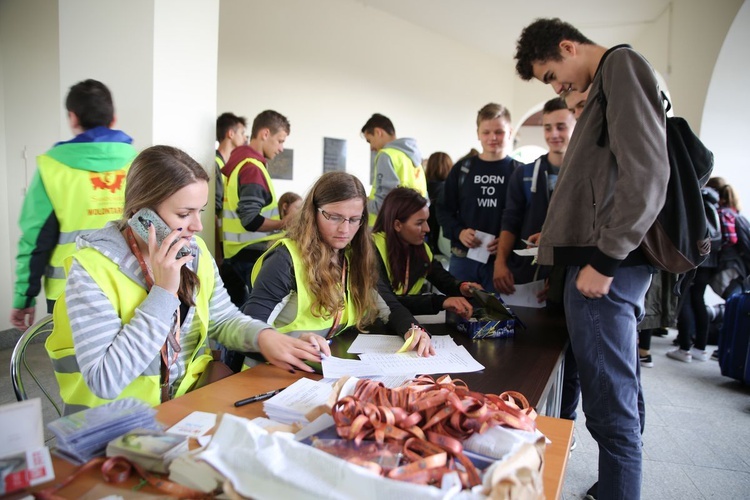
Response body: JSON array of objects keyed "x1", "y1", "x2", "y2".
[
  {"x1": 372, "y1": 187, "x2": 482, "y2": 318},
  {"x1": 46, "y1": 146, "x2": 326, "y2": 414},
  {"x1": 243, "y1": 172, "x2": 434, "y2": 359}
]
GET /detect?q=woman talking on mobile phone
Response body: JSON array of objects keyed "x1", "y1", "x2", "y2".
[
  {"x1": 46, "y1": 146, "x2": 324, "y2": 414},
  {"x1": 243, "y1": 172, "x2": 434, "y2": 357}
]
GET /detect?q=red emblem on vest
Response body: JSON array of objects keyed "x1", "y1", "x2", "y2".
[{"x1": 90, "y1": 171, "x2": 126, "y2": 193}]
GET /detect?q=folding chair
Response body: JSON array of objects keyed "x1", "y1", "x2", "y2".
[{"x1": 9, "y1": 314, "x2": 61, "y2": 416}]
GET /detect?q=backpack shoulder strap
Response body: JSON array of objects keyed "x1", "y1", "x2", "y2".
[
  {"x1": 596, "y1": 44, "x2": 634, "y2": 147},
  {"x1": 458, "y1": 156, "x2": 473, "y2": 189}
]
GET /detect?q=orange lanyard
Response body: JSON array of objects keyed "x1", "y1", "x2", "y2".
[
  {"x1": 326, "y1": 259, "x2": 347, "y2": 340},
  {"x1": 124, "y1": 227, "x2": 181, "y2": 402},
  {"x1": 403, "y1": 253, "x2": 410, "y2": 295}
]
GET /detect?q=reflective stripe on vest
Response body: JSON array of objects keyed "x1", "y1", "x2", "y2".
[
  {"x1": 38, "y1": 155, "x2": 131, "y2": 300},
  {"x1": 368, "y1": 148, "x2": 427, "y2": 225},
  {"x1": 251, "y1": 239, "x2": 357, "y2": 337},
  {"x1": 372, "y1": 232, "x2": 433, "y2": 295},
  {"x1": 222, "y1": 157, "x2": 281, "y2": 258},
  {"x1": 45, "y1": 237, "x2": 215, "y2": 413}
]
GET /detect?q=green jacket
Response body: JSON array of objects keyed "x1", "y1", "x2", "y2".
[{"x1": 13, "y1": 137, "x2": 136, "y2": 308}]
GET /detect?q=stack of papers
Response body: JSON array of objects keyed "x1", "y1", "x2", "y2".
[
  {"x1": 48, "y1": 397, "x2": 161, "y2": 464},
  {"x1": 263, "y1": 378, "x2": 333, "y2": 425}
]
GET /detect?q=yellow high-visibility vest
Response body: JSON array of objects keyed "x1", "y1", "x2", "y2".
[
  {"x1": 368, "y1": 148, "x2": 427, "y2": 225},
  {"x1": 372, "y1": 231, "x2": 432, "y2": 295},
  {"x1": 46, "y1": 237, "x2": 215, "y2": 414},
  {"x1": 251, "y1": 239, "x2": 357, "y2": 337},
  {"x1": 38, "y1": 155, "x2": 131, "y2": 300},
  {"x1": 222, "y1": 157, "x2": 281, "y2": 258}
]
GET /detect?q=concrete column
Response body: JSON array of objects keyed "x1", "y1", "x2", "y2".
[{"x1": 59, "y1": 0, "x2": 220, "y2": 244}]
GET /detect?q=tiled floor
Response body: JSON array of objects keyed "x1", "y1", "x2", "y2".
[
  {"x1": 562, "y1": 331, "x2": 750, "y2": 499},
  {"x1": 2, "y1": 328, "x2": 749, "y2": 499}
]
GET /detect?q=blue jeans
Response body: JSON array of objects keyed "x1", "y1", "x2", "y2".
[
  {"x1": 560, "y1": 343, "x2": 581, "y2": 421},
  {"x1": 564, "y1": 265, "x2": 651, "y2": 500},
  {"x1": 449, "y1": 255, "x2": 496, "y2": 292}
]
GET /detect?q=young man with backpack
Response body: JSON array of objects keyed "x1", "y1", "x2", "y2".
[
  {"x1": 436, "y1": 103, "x2": 520, "y2": 291},
  {"x1": 494, "y1": 97, "x2": 575, "y2": 293},
  {"x1": 515, "y1": 18, "x2": 669, "y2": 500}
]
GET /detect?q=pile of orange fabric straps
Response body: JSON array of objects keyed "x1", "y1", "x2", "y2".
[{"x1": 331, "y1": 375, "x2": 537, "y2": 488}]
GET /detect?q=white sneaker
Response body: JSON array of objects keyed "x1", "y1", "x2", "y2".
[
  {"x1": 690, "y1": 347, "x2": 709, "y2": 362},
  {"x1": 667, "y1": 348, "x2": 692, "y2": 363}
]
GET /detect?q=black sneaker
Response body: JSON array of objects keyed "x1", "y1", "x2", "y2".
[
  {"x1": 640, "y1": 354, "x2": 654, "y2": 368},
  {"x1": 711, "y1": 349, "x2": 719, "y2": 361},
  {"x1": 585, "y1": 481, "x2": 598, "y2": 500}
]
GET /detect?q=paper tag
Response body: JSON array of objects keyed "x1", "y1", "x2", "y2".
[{"x1": 167, "y1": 411, "x2": 217, "y2": 437}]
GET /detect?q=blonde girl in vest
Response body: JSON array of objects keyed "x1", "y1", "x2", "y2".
[
  {"x1": 244, "y1": 172, "x2": 434, "y2": 356},
  {"x1": 373, "y1": 187, "x2": 481, "y2": 318},
  {"x1": 278, "y1": 191, "x2": 302, "y2": 221},
  {"x1": 47, "y1": 146, "x2": 325, "y2": 413}
]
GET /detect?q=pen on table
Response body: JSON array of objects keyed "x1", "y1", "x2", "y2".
[{"x1": 234, "y1": 388, "x2": 284, "y2": 407}]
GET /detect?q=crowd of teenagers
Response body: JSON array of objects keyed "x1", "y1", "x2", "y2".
[{"x1": 10, "y1": 16, "x2": 748, "y2": 500}]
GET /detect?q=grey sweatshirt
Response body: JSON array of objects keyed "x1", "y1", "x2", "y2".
[
  {"x1": 65, "y1": 223, "x2": 271, "y2": 399},
  {"x1": 368, "y1": 137, "x2": 423, "y2": 216}
]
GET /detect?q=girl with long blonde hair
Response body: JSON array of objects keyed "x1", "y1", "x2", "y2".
[{"x1": 244, "y1": 172, "x2": 433, "y2": 356}]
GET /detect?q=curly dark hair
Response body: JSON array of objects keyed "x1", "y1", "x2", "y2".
[{"x1": 515, "y1": 18, "x2": 594, "y2": 81}]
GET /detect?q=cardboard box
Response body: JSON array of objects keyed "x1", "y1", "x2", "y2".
[{"x1": 448, "y1": 289, "x2": 524, "y2": 340}]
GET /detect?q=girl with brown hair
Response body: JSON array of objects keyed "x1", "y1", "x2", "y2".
[
  {"x1": 372, "y1": 187, "x2": 479, "y2": 317},
  {"x1": 47, "y1": 146, "x2": 321, "y2": 413}
]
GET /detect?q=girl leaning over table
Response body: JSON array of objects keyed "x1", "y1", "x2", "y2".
[
  {"x1": 373, "y1": 187, "x2": 481, "y2": 319},
  {"x1": 46, "y1": 146, "x2": 325, "y2": 415},
  {"x1": 243, "y1": 172, "x2": 434, "y2": 359}
]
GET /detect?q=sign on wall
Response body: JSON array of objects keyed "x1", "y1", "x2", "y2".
[
  {"x1": 267, "y1": 149, "x2": 294, "y2": 180},
  {"x1": 323, "y1": 137, "x2": 347, "y2": 173}
]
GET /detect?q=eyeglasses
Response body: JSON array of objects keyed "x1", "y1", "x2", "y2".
[{"x1": 317, "y1": 208, "x2": 364, "y2": 226}]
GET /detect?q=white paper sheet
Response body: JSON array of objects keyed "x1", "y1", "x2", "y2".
[
  {"x1": 347, "y1": 334, "x2": 456, "y2": 354},
  {"x1": 499, "y1": 279, "x2": 547, "y2": 309},
  {"x1": 263, "y1": 378, "x2": 333, "y2": 425},
  {"x1": 320, "y1": 355, "x2": 384, "y2": 378},
  {"x1": 430, "y1": 335, "x2": 458, "y2": 350},
  {"x1": 513, "y1": 247, "x2": 538, "y2": 257},
  {"x1": 358, "y1": 346, "x2": 484, "y2": 375},
  {"x1": 466, "y1": 230, "x2": 495, "y2": 264},
  {"x1": 346, "y1": 334, "x2": 403, "y2": 353}
]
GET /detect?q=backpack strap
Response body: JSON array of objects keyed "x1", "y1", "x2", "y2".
[
  {"x1": 522, "y1": 157, "x2": 543, "y2": 205},
  {"x1": 529, "y1": 157, "x2": 542, "y2": 194},
  {"x1": 595, "y1": 44, "x2": 634, "y2": 147},
  {"x1": 458, "y1": 156, "x2": 473, "y2": 189}
]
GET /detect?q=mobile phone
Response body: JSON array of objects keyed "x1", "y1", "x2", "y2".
[{"x1": 127, "y1": 208, "x2": 192, "y2": 258}]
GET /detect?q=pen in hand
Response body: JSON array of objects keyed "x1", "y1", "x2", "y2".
[{"x1": 234, "y1": 388, "x2": 284, "y2": 407}]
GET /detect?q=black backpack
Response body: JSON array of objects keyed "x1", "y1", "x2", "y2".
[
  {"x1": 735, "y1": 213, "x2": 750, "y2": 275},
  {"x1": 596, "y1": 45, "x2": 714, "y2": 286}
]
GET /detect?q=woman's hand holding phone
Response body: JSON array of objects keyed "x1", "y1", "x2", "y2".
[{"x1": 146, "y1": 223, "x2": 193, "y2": 296}]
